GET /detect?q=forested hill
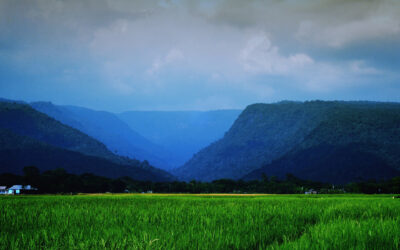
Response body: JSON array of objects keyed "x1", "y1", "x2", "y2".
[
  {"x1": 0, "y1": 102, "x2": 114, "y2": 159},
  {"x1": 31, "y1": 102, "x2": 174, "y2": 170},
  {"x1": 0, "y1": 102, "x2": 173, "y2": 181},
  {"x1": 244, "y1": 102, "x2": 400, "y2": 184},
  {"x1": 174, "y1": 101, "x2": 400, "y2": 183}
]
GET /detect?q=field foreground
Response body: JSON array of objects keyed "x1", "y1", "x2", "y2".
[{"x1": 1, "y1": 194, "x2": 399, "y2": 249}]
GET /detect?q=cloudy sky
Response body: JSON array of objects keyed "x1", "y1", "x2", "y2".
[{"x1": 1, "y1": 0, "x2": 399, "y2": 111}]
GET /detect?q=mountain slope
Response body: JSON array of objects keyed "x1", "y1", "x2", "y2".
[
  {"x1": 0, "y1": 102, "x2": 113, "y2": 159},
  {"x1": 244, "y1": 102, "x2": 400, "y2": 184},
  {"x1": 174, "y1": 102, "x2": 330, "y2": 181},
  {"x1": 0, "y1": 101, "x2": 173, "y2": 181},
  {"x1": 31, "y1": 102, "x2": 173, "y2": 170},
  {"x1": 0, "y1": 129, "x2": 170, "y2": 181},
  {"x1": 118, "y1": 110, "x2": 242, "y2": 167},
  {"x1": 175, "y1": 101, "x2": 400, "y2": 183},
  {"x1": 243, "y1": 144, "x2": 400, "y2": 184}
]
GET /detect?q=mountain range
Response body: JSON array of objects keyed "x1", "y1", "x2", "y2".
[
  {"x1": 0, "y1": 101, "x2": 173, "y2": 181},
  {"x1": 2, "y1": 98, "x2": 400, "y2": 185},
  {"x1": 29, "y1": 102, "x2": 240, "y2": 170},
  {"x1": 31, "y1": 102, "x2": 174, "y2": 170},
  {"x1": 174, "y1": 101, "x2": 400, "y2": 184}
]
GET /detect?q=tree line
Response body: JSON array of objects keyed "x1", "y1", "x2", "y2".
[{"x1": 0, "y1": 166, "x2": 399, "y2": 194}]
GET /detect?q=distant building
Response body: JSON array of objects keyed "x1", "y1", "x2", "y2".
[
  {"x1": 0, "y1": 186, "x2": 7, "y2": 194},
  {"x1": 305, "y1": 189, "x2": 317, "y2": 195},
  {"x1": 24, "y1": 185, "x2": 35, "y2": 191},
  {"x1": 8, "y1": 185, "x2": 24, "y2": 194},
  {"x1": 6, "y1": 185, "x2": 37, "y2": 195}
]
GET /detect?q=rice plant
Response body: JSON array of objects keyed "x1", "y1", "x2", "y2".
[{"x1": 0, "y1": 194, "x2": 399, "y2": 249}]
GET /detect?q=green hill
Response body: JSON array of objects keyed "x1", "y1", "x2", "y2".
[
  {"x1": 244, "y1": 102, "x2": 400, "y2": 184},
  {"x1": 31, "y1": 102, "x2": 174, "y2": 170},
  {"x1": 0, "y1": 102, "x2": 173, "y2": 181},
  {"x1": 174, "y1": 101, "x2": 400, "y2": 183}
]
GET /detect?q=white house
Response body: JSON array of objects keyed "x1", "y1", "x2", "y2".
[
  {"x1": 7, "y1": 185, "x2": 37, "y2": 194},
  {"x1": 8, "y1": 185, "x2": 24, "y2": 194},
  {"x1": 0, "y1": 186, "x2": 6, "y2": 194}
]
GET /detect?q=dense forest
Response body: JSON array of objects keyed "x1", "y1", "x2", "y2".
[
  {"x1": 176, "y1": 101, "x2": 400, "y2": 183},
  {"x1": 1, "y1": 167, "x2": 399, "y2": 194}
]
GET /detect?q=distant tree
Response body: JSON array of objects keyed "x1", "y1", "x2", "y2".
[
  {"x1": 23, "y1": 166, "x2": 40, "y2": 186},
  {"x1": 0, "y1": 173, "x2": 21, "y2": 186},
  {"x1": 110, "y1": 179, "x2": 126, "y2": 193},
  {"x1": 141, "y1": 160, "x2": 150, "y2": 168},
  {"x1": 391, "y1": 177, "x2": 400, "y2": 194},
  {"x1": 261, "y1": 173, "x2": 269, "y2": 183}
]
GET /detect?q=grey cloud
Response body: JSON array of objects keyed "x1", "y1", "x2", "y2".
[{"x1": 0, "y1": 0, "x2": 399, "y2": 111}]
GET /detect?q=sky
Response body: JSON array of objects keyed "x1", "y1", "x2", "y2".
[{"x1": 0, "y1": 0, "x2": 399, "y2": 112}]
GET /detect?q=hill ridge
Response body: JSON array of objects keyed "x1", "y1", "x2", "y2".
[
  {"x1": 0, "y1": 101, "x2": 173, "y2": 181},
  {"x1": 174, "y1": 101, "x2": 400, "y2": 183}
]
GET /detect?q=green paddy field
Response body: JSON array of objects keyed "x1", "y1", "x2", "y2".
[{"x1": 1, "y1": 194, "x2": 399, "y2": 249}]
